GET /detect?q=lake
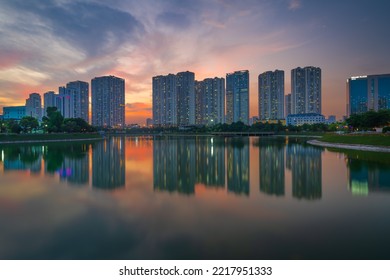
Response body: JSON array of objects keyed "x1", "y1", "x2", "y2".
[{"x1": 0, "y1": 136, "x2": 389, "y2": 259}]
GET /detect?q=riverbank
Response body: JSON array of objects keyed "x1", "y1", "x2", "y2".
[
  {"x1": 320, "y1": 133, "x2": 390, "y2": 147},
  {"x1": 0, "y1": 133, "x2": 103, "y2": 145},
  {"x1": 308, "y1": 139, "x2": 390, "y2": 153}
]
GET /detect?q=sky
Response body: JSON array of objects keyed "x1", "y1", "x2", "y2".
[{"x1": 0, "y1": 0, "x2": 389, "y2": 124}]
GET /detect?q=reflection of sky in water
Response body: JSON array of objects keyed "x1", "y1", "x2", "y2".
[{"x1": 0, "y1": 137, "x2": 390, "y2": 260}]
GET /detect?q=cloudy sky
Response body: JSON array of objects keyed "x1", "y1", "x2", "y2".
[{"x1": 0, "y1": 0, "x2": 389, "y2": 124}]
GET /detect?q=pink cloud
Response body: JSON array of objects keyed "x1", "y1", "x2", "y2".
[{"x1": 0, "y1": 50, "x2": 28, "y2": 70}]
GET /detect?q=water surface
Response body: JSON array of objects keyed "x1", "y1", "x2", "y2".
[{"x1": 0, "y1": 136, "x2": 389, "y2": 259}]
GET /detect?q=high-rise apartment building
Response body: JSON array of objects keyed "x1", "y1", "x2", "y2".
[
  {"x1": 57, "y1": 81, "x2": 89, "y2": 122},
  {"x1": 285, "y1": 93, "x2": 292, "y2": 117},
  {"x1": 226, "y1": 70, "x2": 249, "y2": 125},
  {"x1": 43, "y1": 91, "x2": 58, "y2": 117},
  {"x1": 153, "y1": 71, "x2": 196, "y2": 127},
  {"x1": 346, "y1": 74, "x2": 390, "y2": 116},
  {"x1": 195, "y1": 77, "x2": 225, "y2": 125},
  {"x1": 177, "y1": 71, "x2": 195, "y2": 126},
  {"x1": 152, "y1": 74, "x2": 177, "y2": 126},
  {"x1": 258, "y1": 70, "x2": 284, "y2": 120},
  {"x1": 25, "y1": 93, "x2": 42, "y2": 121},
  {"x1": 67, "y1": 81, "x2": 89, "y2": 122},
  {"x1": 91, "y1": 76, "x2": 125, "y2": 128},
  {"x1": 291, "y1": 66, "x2": 321, "y2": 114},
  {"x1": 195, "y1": 80, "x2": 203, "y2": 125}
]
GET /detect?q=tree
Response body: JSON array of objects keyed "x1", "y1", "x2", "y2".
[
  {"x1": 347, "y1": 110, "x2": 390, "y2": 130},
  {"x1": 229, "y1": 121, "x2": 249, "y2": 132},
  {"x1": 5, "y1": 120, "x2": 21, "y2": 134},
  {"x1": 62, "y1": 118, "x2": 95, "y2": 133},
  {"x1": 19, "y1": 116, "x2": 39, "y2": 133},
  {"x1": 0, "y1": 119, "x2": 6, "y2": 133},
  {"x1": 43, "y1": 107, "x2": 64, "y2": 133}
]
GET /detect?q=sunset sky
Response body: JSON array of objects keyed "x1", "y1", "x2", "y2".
[{"x1": 0, "y1": 0, "x2": 389, "y2": 124}]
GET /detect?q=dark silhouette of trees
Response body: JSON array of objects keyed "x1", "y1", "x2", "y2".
[
  {"x1": 19, "y1": 116, "x2": 39, "y2": 133},
  {"x1": 42, "y1": 107, "x2": 64, "y2": 133},
  {"x1": 346, "y1": 110, "x2": 390, "y2": 130}
]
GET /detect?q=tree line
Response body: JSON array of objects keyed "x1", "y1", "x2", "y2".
[
  {"x1": 2, "y1": 109, "x2": 389, "y2": 135},
  {"x1": 0, "y1": 107, "x2": 95, "y2": 134},
  {"x1": 346, "y1": 110, "x2": 390, "y2": 131}
]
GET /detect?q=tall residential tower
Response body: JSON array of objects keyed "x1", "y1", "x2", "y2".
[
  {"x1": 291, "y1": 66, "x2": 321, "y2": 114},
  {"x1": 258, "y1": 70, "x2": 284, "y2": 120},
  {"x1": 57, "y1": 81, "x2": 89, "y2": 122},
  {"x1": 91, "y1": 76, "x2": 125, "y2": 128},
  {"x1": 43, "y1": 91, "x2": 58, "y2": 117},
  {"x1": 226, "y1": 70, "x2": 249, "y2": 125},
  {"x1": 152, "y1": 74, "x2": 177, "y2": 126},
  {"x1": 195, "y1": 77, "x2": 225, "y2": 125},
  {"x1": 177, "y1": 71, "x2": 195, "y2": 126},
  {"x1": 25, "y1": 93, "x2": 42, "y2": 121}
]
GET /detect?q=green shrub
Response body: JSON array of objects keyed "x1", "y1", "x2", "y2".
[{"x1": 383, "y1": 127, "x2": 390, "y2": 133}]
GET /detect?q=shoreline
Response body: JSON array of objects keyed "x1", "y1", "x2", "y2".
[
  {"x1": 0, "y1": 137, "x2": 103, "y2": 145},
  {"x1": 307, "y1": 139, "x2": 390, "y2": 153}
]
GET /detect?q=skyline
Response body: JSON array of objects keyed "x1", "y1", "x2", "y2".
[{"x1": 1, "y1": 0, "x2": 390, "y2": 124}]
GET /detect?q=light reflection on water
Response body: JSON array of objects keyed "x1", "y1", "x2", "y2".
[{"x1": 0, "y1": 136, "x2": 389, "y2": 259}]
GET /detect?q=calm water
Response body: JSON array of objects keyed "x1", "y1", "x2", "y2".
[{"x1": 0, "y1": 136, "x2": 389, "y2": 260}]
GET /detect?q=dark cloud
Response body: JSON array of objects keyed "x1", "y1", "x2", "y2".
[{"x1": 3, "y1": 0, "x2": 144, "y2": 56}]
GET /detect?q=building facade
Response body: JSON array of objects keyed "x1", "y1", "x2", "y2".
[
  {"x1": 286, "y1": 113, "x2": 325, "y2": 126},
  {"x1": 57, "y1": 81, "x2": 89, "y2": 122},
  {"x1": 91, "y1": 76, "x2": 125, "y2": 128},
  {"x1": 285, "y1": 93, "x2": 292, "y2": 117},
  {"x1": 226, "y1": 70, "x2": 249, "y2": 125},
  {"x1": 67, "y1": 81, "x2": 89, "y2": 122},
  {"x1": 258, "y1": 70, "x2": 284, "y2": 120},
  {"x1": 25, "y1": 93, "x2": 42, "y2": 121},
  {"x1": 195, "y1": 80, "x2": 203, "y2": 125},
  {"x1": 177, "y1": 71, "x2": 195, "y2": 126},
  {"x1": 3, "y1": 106, "x2": 26, "y2": 120},
  {"x1": 195, "y1": 77, "x2": 225, "y2": 125},
  {"x1": 152, "y1": 74, "x2": 177, "y2": 126},
  {"x1": 146, "y1": 118, "x2": 153, "y2": 127},
  {"x1": 346, "y1": 74, "x2": 390, "y2": 116},
  {"x1": 43, "y1": 91, "x2": 58, "y2": 117},
  {"x1": 291, "y1": 66, "x2": 321, "y2": 115}
]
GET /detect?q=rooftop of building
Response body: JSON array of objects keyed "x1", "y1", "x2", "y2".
[
  {"x1": 3, "y1": 105, "x2": 26, "y2": 109},
  {"x1": 287, "y1": 113, "x2": 324, "y2": 117}
]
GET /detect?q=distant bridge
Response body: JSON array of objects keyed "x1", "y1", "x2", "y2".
[{"x1": 211, "y1": 131, "x2": 275, "y2": 137}]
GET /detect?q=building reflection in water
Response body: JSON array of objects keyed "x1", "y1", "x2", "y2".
[
  {"x1": 226, "y1": 137, "x2": 250, "y2": 196},
  {"x1": 42, "y1": 144, "x2": 90, "y2": 186},
  {"x1": 58, "y1": 144, "x2": 90, "y2": 186},
  {"x1": 153, "y1": 136, "x2": 249, "y2": 195},
  {"x1": 259, "y1": 141, "x2": 285, "y2": 196},
  {"x1": 1, "y1": 144, "x2": 90, "y2": 186},
  {"x1": 2, "y1": 146, "x2": 42, "y2": 173},
  {"x1": 153, "y1": 137, "x2": 196, "y2": 194},
  {"x1": 286, "y1": 143, "x2": 322, "y2": 200},
  {"x1": 92, "y1": 137, "x2": 125, "y2": 190},
  {"x1": 347, "y1": 157, "x2": 390, "y2": 196},
  {"x1": 195, "y1": 137, "x2": 225, "y2": 188},
  {"x1": 153, "y1": 136, "x2": 226, "y2": 194}
]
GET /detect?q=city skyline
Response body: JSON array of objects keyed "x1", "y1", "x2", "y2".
[{"x1": 1, "y1": 1, "x2": 390, "y2": 124}]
